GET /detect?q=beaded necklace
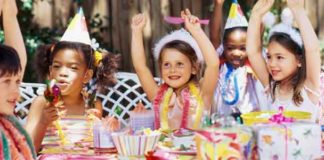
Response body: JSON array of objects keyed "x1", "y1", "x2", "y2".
[
  {"x1": 153, "y1": 82, "x2": 204, "y2": 130},
  {"x1": 221, "y1": 63, "x2": 240, "y2": 105}
]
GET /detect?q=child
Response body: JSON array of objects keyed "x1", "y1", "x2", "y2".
[
  {"x1": 25, "y1": 9, "x2": 119, "y2": 152},
  {"x1": 210, "y1": 0, "x2": 265, "y2": 116},
  {"x1": 0, "y1": 0, "x2": 37, "y2": 159},
  {"x1": 247, "y1": 0, "x2": 321, "y2": 122},
  {"x1": 131, "y1": 9, "x2": 219, "y2": 131}
]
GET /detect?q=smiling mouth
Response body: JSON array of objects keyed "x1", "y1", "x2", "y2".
[
  {"x1": 168, "y1": 76, "x2": 181, "y2": 80},
  {"x1": 271, "y1": 70, "x2": 280, "y2": 76}
]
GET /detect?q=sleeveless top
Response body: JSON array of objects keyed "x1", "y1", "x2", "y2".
[
  {"x1": 0, "y1": 115, "x2": 36, "y2": 160},
  {"x1": 41, "y1": 115, "x2": 93, "y2": 154},
  {"x1": 266, "y1": 86, "x2": 320, "y2": 122},
  {"x1": 213, "y1": 63, "x2": 265, "y2": 115}
]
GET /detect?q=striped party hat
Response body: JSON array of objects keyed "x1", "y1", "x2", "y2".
[
  {"x1": 60, "y1": 8, "x2": 91, "y2": 45},
  {"x1": 224, "y1": 0, "x2": 248, "y2": 29}
]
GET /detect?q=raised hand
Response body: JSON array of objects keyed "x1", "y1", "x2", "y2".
[
  {"x1": 287, "y1": 0, "x2": 304, "y2": 11},
  {"x1": 131, "y1": 13, "x2": 146, "y2": 32},
  {"x1": 181, "y1": 9, "x2": 201, "y2": 32},
  {"x1": 251, "y1": 0, "x2": 274, "y2": 17}
]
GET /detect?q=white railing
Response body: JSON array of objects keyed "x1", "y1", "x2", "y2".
[{"x1": 15, "y1": 72, "x2": 159, "y2": 126}]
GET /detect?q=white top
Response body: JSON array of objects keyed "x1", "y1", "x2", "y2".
[
  {"x1": 266, "y1": 86, "x2": 320, "y2": 122},
  {"x1": 213, "y1": 63, "x2": 266, "y2": 115}
]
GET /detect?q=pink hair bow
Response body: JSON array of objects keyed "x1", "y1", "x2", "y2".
[{"x1": 164, "y1": 16, "x2": 209, "y2": 25}]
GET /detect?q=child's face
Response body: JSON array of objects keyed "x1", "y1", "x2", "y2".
[
  {"x1": 0, "y1": 73, "x2": 21, "y2": 115},
  {"x1": 49, "y1": 49, "x2": 91, "y2": 96},
  {"x1": 266, "y1": 41, "x2": 301, "y2": 81},
  {"x1": 160, "y1": 48, "x2": 197, "y2": 89},
  {"x1": 223, "y1": 30, "x2": 247, "y2": 68}
]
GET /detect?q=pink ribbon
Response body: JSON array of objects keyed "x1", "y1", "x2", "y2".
[
  {"x1": 268, "y1": 106, "x2": 294, "y2": 124},
  {"x1": 164, "y1": 16, "x2": 209, "y2": 25},
  {"x1": 268, "y1": 106, "x2": 294, "y2": 160},
  {"x1": 180, "y1": 88, "x2": 190, "y2": 128}
]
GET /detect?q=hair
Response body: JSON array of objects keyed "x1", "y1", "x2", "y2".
[
  {"x1": 34, "y1": 41, "x2": 120, "y2": 92},
  {"x1": 158, "y1": 40, "x2": 201, "y2": 82},
  {"x1": 0, "y1": 45, "x2": 22, "y2": 77},
  {"x1": 223, "y1": 27, "x2": 247, "y2": 43},
  {"x1": 268, "y1": 32, "x2": 306, "y2": 106}
]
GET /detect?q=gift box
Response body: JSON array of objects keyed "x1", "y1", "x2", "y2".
[
  {"x1": 253, "y1": 122, "x2": 321, "y2": 159},
  {"x1": 93, "y1": 116, "x2": 120, "y2": 153},
  {"x1": 195, "y1": 125, "x2": 254, "y2": 160},
  {"x1": 111, "y1": 129, "x2": 161, "y2": 157},
  {"x1": 129, "y1": 102, "x2": 154, "y2": 131}
]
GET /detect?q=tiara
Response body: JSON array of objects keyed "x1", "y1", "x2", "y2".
[{"x1": 153, "y1": 28, "x2": 203, "y2": 63}]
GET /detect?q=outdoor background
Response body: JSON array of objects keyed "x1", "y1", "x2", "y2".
[{"x1": 1, "y1": 0, "x2": 324, "y2": 82}]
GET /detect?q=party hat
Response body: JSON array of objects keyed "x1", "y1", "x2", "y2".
[
  {"x1": 60, "y1": 8, "x2": 91, "y2": 45},
  {"x1": 224, "y1": 0, "x2": 248, "y2": 29}
]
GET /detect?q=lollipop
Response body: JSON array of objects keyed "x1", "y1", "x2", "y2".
[{"x1": 44, "y1": 79, "x2": 67, "y2": 145}]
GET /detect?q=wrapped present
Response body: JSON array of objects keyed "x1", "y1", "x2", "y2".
[
  {"x1": 93, "y1": 116, "x2": 120, "y2": 152},
  {"x1": 195, "y1": 125, "x2": 254, "y2": 160},
  {"x1": 252, "y1": 107, "x2": 321, "y2": 159},
  {"x1": 111, "y1": 129, "x2": 161, "y2": 157},
  {"x1": 254, "y1": 122, "x2": 321, "y2": 159},
  {"x1": 129, "y1": 102, "x2": 154, "y2": 131}
]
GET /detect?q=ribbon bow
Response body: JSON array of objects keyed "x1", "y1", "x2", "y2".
[{"x1": 268, "y1": 106, "x2": 294, "y2": 124}]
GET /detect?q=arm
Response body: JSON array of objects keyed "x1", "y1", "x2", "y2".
[
  {"x1": 246, "y1": 0, "x2": 274, "y2": 87},
  {"x1": 2, "y1": 0, "x2": 27, "y2": 77},
  {"x1": 131, "y1": 14, "x2": 159, "y2": 102},
  {"x1": 25, "y1": 96, "x2": 59, "y2": 152},
  {"x1": 209, "y1": 0, "x2": 224, "y2": 48},
  {"x1": 182, "y1": 9, "x2": 220, "y2": 109},
  {"x1": 288, "y1": 0, "x2": 321, "y2": 92}
]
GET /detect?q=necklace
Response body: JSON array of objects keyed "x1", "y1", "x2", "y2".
[
  {"x1": 221, "y1": 63, "x2": 240, "y2": 105},
  {"x1": 153, "y1": 82, "x2": 204, "y2": 130}
]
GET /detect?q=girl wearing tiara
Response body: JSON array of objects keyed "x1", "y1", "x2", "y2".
[
  {"x1": 247, "y1": 0, "x2": 321, "y2": 122},
  {"x1": 131, "y1": 9, "x2": 219, "y2": 131},
  {"x1": 25, "y1": 9, "x2": 119, "y2": 152},
  {"x1": 210, "y1": 0, "x2": 265, "y2": 117}
]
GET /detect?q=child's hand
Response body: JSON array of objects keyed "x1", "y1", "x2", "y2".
[
  {"x1": 251, "y1": 0, "x2": 274, "y2": 17},
  {"x1": 181, "y1": 9, "x2": 201, "y2": 32},
  {"x1": 287, "y1": 0, "x2": 304, "y2": 11},
  {"x1": 3, "y1": 0, "x2": 18, "y2": 16},
  {"x1": 40, "y1": 102, "x2": 64, "y2": 126},
  {"x1": 131, "y1": 13, "x2": 146, "y2": 32}
]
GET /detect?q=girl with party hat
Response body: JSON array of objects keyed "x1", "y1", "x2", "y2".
[
  {"x1": 247, "y1": 0, "x2": 321, "y2": 122},
  {"x1": 25, "y1": 8, "x2": 120, "y2": 152},
  {"x1": 0, "y1": 0, "x2": 37, "y2": 159},
  {"x1": 210, "y1": 0, "x2": 266, "y2": 117},
  {"x1": 131, "y1": 9, "x2": 219, "y2": 131}
]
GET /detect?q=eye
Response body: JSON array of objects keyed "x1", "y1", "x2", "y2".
[
  {"x1": 240, "y1": 46, "x2": 246, "y2": 51},
  {"x1": 4, "y1": 79, "x2": 10, "y2": 84},
  {"x1": 163, "y1": 62, "x2": 171, "y2": 69},
  {"x1": 176, "y1": 62, "x2": 184, "y2": 68},
  {"x1": 277, "y1": 56, "x2": 284, "y2": 60},
  {"x1": 70, "y1": 65, "x2": 78, "y2": 70},
  {"x1": 16, "y1": 79, "x2": 21, "y2": 85},
  {"x1": 52, "y1": 64, "x2": 60, "y2": 69},
  {"x1": 266, "y1": 55, "x2": 271, "y2": 60}
]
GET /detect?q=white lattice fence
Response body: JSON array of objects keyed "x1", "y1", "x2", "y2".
[{"x1": 15, "y1": 72, "x2": 159, "y2": 126}]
